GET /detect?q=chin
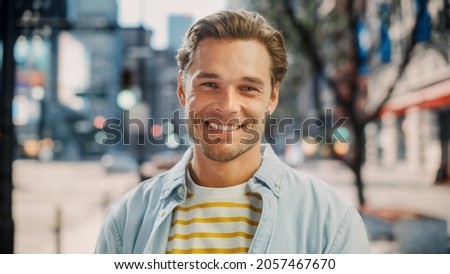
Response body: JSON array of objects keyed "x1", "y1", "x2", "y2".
[{"x1": 200, "y1": 142, "x2": 255, "y2": 163}]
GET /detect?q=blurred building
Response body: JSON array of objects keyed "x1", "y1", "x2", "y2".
[
  {"x1": 119, "y1": 26, "x2": 188, "y2": 165},
  {"x1": 168, "y1": 14, "x2": 193, "y2": 51},
  {"x1": 12, "y1": 0, "x2": 122, "y2": 161},
  {"x1": 365, "y1": 0, "x2": 450, "y2": 184},
  {"x1": 11, "y1": 2, "x2": 195, "y2": 166},
  {"x1": 60, "y1": 1, "x2": 121, "y2": 160},
  {"x1": 228, "y1": 0, "x2": 252, "y2": 9}
]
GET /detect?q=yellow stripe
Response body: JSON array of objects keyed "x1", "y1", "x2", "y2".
[
  {"x1": 166, "y1": 247, "x2": 249, "y2": 254},
  {"x1": 176, "y1": 202, "x2": 262, "y2": 213},
  {"x1": 245, "y1": 192, "x2": 262, "y2": 200},
  {"x1": 171, "y1": 217, "x2": 259, "y2": 227},
  {"x1": 168, "y1": 231, "x2": 253, "y2": 241},
  {"x1": 186, "y1": 192, "x2": 261, "y2": 200}
]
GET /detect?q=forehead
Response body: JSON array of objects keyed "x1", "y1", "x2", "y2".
[{"x1": 187, "y1": 38, "x2": 272, "y2": 83}]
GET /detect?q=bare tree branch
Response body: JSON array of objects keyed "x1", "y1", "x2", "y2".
[
  {"x1": 282, "y1": 0, "x2": 350, "y2": 112},
  {"x1": 365, "y1": 4, "x2": 423, "y2": 124},
  {"x1": 282, "y1": 0, "x2": 322, "y2": 73}
]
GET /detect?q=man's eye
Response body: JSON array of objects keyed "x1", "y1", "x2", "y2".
[
  {"x1": 242, "y1": 86, "x2": 257, "y2": 92},
  {"x1": 201, "y1": 82, "x2": 217, "y2": 88}
]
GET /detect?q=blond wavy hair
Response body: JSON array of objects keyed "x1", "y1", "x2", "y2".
[{"x1": 176, "y1": 10, "x2": 288, "y2": 86}]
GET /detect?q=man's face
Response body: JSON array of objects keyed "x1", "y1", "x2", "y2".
[{"x1": 177, "y1": 38, "x2": 279, "y2": 162}]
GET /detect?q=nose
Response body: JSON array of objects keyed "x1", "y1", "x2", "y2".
[{"x1": 214, "y1": 87, "x2": 240, "y2": 115}]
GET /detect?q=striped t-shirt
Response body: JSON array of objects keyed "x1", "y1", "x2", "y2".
[{"x1": 166, "y1": 171, "x2": 263, "y2": 254}]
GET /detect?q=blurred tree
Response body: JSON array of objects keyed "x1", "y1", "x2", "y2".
[{"x1": 251, "y1": 0, "x2": 441, "y2": 207}]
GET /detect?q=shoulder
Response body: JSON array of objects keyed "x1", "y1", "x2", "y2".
[
  {"x1": 103, "y1": 147, "x2": 192, "y2": 233},
  {"x1": 277, "y1": 166, "x2": 369, "y2": 253},
  {"x1": 282, "y1": 165, "x2": 348, "y2": 205},
  {"x1": 95, "y1": 172, "x2": 170, "y2": 253},
  {"x1": 104, "y1": 172, "x2": 169, "y2": 235},
  {"x1": 278, "y1": 164, "x2": 357, "y2": 226},
  {"x1": 109, "y1": 172, "x2": 169, "y2": 217},
  {"x1": 258, "y1": 145, "x2": 353, "y2": 211}
]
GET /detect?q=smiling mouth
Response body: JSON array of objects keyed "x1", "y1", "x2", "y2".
[
  {"x1": 199, "y1": 117, "x2": 258, "y2": 133},
  {"x1": 207, "y1": 122, "x2": 240, "y2": 131}
]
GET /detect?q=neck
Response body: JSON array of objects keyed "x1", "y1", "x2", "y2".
[{"x1": 189, "y1": 145, "x2": 262, "y2": 187}]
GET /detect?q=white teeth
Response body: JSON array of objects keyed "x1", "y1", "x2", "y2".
[{"x1": 209, "y1": 123, "x2": 239, "y2": 131}]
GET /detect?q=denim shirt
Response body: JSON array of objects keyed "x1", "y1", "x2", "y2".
[{"x1": 95, "y1": 145, "x2": 370, "y2": 254}]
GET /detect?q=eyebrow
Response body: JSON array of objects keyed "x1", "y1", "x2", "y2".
[
  {"x1": 194, "y1": 72, "x2": 265, "y2": 86},
  {"x1": 194, "y1": 72, "x2": 220, "y2": 79},
  {"x1": 241, "y1": 76, "x2": 264, "y2": 86}
]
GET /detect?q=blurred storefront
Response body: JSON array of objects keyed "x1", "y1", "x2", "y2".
[
  {"x1": 364, "y1": 0, "x2": 450, "y2": 185},
  {"x1": 366, "y1": 55, "x2": 449, "y2": 184}
]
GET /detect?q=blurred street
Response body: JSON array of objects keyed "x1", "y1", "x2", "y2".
[
  {"x1": 297, "y1": 159, "x2": 450, "y2": 253},
  {"x1": 12, "y1": 158, "x2": 450, "y2": 254},
  {"x1": 300, "y1": 159, "x2": 450, "y2": 223},
  {"x1": 13, "y1": 160, "x2": 138, "y2": 253}
]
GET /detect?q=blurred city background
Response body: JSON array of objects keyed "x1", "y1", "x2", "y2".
[{"x1": 1, "y1": 0, "x2": 449, "y2": 254}]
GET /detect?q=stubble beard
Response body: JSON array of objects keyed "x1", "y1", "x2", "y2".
[
  {"x1": 199, "y1": 137, "x2": 256, "y2": 162},
  {"x1": 186, "y1": 112, "x2": 261, "y2": 163}
]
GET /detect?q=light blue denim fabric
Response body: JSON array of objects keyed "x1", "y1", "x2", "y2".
[{"x1": 95, "y1": 145, "x2": 370, "y2": 254}]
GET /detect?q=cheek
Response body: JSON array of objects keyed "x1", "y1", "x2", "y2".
[
  {"x1": 186, "y1": 101, "x2": 202, "y2": 116},
  {"x1": 185, "y1": 94, "x2": 202, "y2": 112},
  {"x1": 246, "y1": 102, "x2": 270, "y2": 119},
  {"x1": 185, "y1": 98, "x2": 213, "y2": 121}
]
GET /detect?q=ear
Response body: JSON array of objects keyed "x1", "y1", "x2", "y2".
[
  {"x1": 177, "y1": 71, "x2": 186, "y2": 106},
  {"x1": 268, "y1": 85, "x2": 279, "y2": 115}
]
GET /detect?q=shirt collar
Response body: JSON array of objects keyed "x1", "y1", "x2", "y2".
[
  {"x1": 161, "y1": 144, "x2": 286, "y2": 200},
  {"x1": 253, "y1": 144, "x2": 285, "y2": 198},
  {"x1": 160, "y1": 147, "x2": 193, "y2": 200}
]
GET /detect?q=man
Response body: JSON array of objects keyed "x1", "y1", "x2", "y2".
[{"x1": 95, "y1": 10, "x2": 370, "y2": 254}]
